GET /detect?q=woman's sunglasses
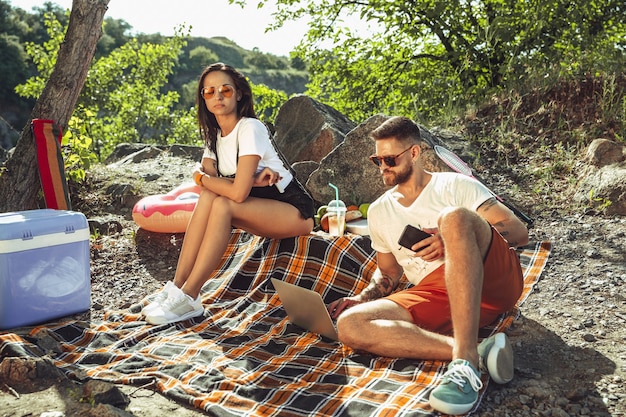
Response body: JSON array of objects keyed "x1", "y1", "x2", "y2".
[
  {"x1": 201, "y1": 84, "x2": 235, "y2": 99},
  {"x1": 369, "y1": 146, "x2": 414, "y2": 167}
]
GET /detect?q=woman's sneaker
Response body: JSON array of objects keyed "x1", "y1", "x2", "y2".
[
  {"x1": 141, "y1": 281, "x2": 176, "y2": 315},
  {"x1": 144, "y1": 285, "x2": 203, "y2": 325},
  {"x1": 429, "y1": 359, "x2": 483, "y2": 415}
]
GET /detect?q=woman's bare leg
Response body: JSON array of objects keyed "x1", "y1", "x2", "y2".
[
  {"x1": 172, "y1": 190, "x2": 218, "y2": 287},
  {"x1": 180, "y1": 196, "x2": 313, "y2": 298}
]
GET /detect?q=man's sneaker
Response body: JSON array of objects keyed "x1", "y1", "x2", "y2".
[
  {"x1": 144, "y1": 286, "x2": 204, "y2": 325},
  {"x1": 429, "y1": 359, "x2": 483, "y2": 415},
  {"x1": 478, "y1": 332, "x2": 514, "y2": 384},
  {"x1": 141, "y1": 281, "x2": 176, "y2": 315}
]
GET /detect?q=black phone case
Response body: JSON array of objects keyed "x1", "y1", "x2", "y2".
[{"x1": 398, "y1": 225, "x2": 431, "y2": 251}]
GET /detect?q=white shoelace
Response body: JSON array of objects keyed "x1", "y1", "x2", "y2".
[
  {"x1": 445, "y1": 363, "x2": 483, "y2": 392},
  {"x1": 145, "y1": 282, "x2": 173, "y2": 303},
  {"x1": 160, "y1": 288, "x2": 200, "y2": 315}
]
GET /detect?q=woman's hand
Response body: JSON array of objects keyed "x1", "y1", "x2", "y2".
[
  {"x1": 253, "y1": 167, "x2": 282, "y2": 187},
  {"x1": 192, "y1": 163, "x2": 206, "y2": 187}
]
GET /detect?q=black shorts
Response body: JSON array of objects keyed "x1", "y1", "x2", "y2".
[{"x1": 248, "y1": 179, "x2": 315, "y2": 220}]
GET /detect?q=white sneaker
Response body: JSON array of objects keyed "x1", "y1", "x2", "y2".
[
  {"x1": 478, "y1": 332, "x2": 514, "y2": 384},
  {"x1": 144, "y1": 285, "x2": 203, "y2": 325},
  {"x1": 141, "y1": 281, "x2": 176, "y2": 315}
]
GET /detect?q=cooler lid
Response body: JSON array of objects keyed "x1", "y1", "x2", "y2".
[{"x1": 0, "y1": 209, "x2": 88, "y2": 240}]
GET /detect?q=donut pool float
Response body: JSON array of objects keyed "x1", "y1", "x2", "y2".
[{"x1": 132, "y1": 183, "x2": 201, "y2": 233}]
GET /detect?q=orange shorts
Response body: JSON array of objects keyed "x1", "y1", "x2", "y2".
[{"x1": 385, "y1": 227, "x2": 524, "y2": 335}]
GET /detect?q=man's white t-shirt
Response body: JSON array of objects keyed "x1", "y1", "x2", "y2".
[
  {"x1": 202, "y1": 117, "x2": 292, "y2": 191},
  {"x1": 368, "y1": 172, "x2": 493, "y2": 285}
]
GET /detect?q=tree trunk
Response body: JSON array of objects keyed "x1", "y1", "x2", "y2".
[{"x1": 0, "y1": 0, "x2": 109, "y2": 212}]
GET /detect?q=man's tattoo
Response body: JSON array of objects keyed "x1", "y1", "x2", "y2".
[
  {"x1": 362, "y1": 275, "x2": 396, "y2": 301},
  {"x1": 492, "y1": 221, "x2": 519, "y2": 247},
  {"x1": 480, "y1": 197, "x2": 523, "y2": 246},
  {"x1": 479, "y1": 197, "x2": 498, "y2": 210}
]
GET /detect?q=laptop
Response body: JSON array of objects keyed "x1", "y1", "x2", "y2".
[{"x1": 271, "y1": 278, "x2": 339, "y2": 341}]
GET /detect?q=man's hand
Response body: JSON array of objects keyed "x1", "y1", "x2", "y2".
[
  {"x1": 327, "y1": 296, "x2": 363, "y2": 320},
  {"x1": 415, "y1": 227, "x2": 445, "y2": 261},
  {"x1": 253, "y1": 167, "x2": 282, "y2": 187}
]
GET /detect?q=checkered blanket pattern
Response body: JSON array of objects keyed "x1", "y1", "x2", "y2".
[{"x1": 0, "y1": 231, "x2": 551, "y2": 416}]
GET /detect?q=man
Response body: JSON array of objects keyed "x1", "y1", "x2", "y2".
[{"x1": 328, "y1": 116, "x2": 529, "y2": 415}]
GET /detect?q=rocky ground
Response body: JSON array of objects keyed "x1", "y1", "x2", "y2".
[
  {"x1": 1, "y1": 141, "x2": 625, "y2": 417},
  {"x1": 0, "y1": 144, "x2": 626, "y2": 417}
]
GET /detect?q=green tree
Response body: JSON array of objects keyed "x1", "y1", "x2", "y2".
[
  {"x1": 14, "y1": 12, "x2": 65, "y2": 98},
  {"x1": 252, "y1": 82, "x2": 288, "y2": 122},
  {"x1": 188, "y1": 46, "x2": 219, "y2": 74},
  {"x1": 15, "y1": 14, "x2": 197, "y2": 175},
  {"x1": 236, "y1": 0, "x2": 626, "y2": 121},
  {"x1": 80, "y1": 33, "x2": 189, "y2": 155},
  {"x1": 96, "y1": 17, "x2": 133, "y2": 56},
  {"x1": 0, "y1": 0, "x2": 108, "y2": 211},
  {"x1": 0, "y1": 34, "x2": 28, "y2": 99}
]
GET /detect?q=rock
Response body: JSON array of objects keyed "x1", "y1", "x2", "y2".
[
  {"x1": 109, "y1": 146, "x2": 163, "y2": 166},
  {"x1": 168, "y1": 144, "x2": 203, "y2": 161},
  {"x1": 583, "y1": 333, "x2": 597, "y2": 342},
  {"x1": 575, "y1": 140, "x2": 626, "y2": 215},
  {"x1": 585, "y1": 138, "x2": 625, "y2": 167},
  {"x1": 0, "y1": 357, "x2": 64, "y2": 388},
  {"x1": 273, "y1": 95, "x2": 356, "y2": 163},
  {"x1": 306, "y1": 114, "x2": 461, "y2": 205},
  {"x1": 0, "y1": 145, "x2": 8, "y2": 166},
  {"x1": 81, "y1": 380, "x2": 130, "y2": 408},
  {"x1": 580, "y1": 163, "x2": 626, "y2": 215},
  {"x1": 306, "y1": 114, "x2": 389, "y2": 204},
  {"x1": 549, "y1": 406, "x2": 570, "y2": 417},
  {"x1": 88, "y1": 217, "x2": 124, "y2": 236},
  {"x1": 292, "y1": 160, "x2": 319, "y2": 188},
  {"x1": 104, "y1": 143, "x2": 162, "y2": 164},
  {"x1": 105, "y1": 183, "x2": 138, "y2": 209}
]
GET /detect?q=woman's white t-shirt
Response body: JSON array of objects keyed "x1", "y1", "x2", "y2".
[
  {"x1": 368, "y1": 172, "x2": 493, "y2": 285},
  {"x1": 201, "y1": 117, "x2": 292, "y2": 191}
]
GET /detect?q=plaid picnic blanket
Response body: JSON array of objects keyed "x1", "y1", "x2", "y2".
[{"x1": 0, "y1": 231, "x2": 551, "y2": 416}]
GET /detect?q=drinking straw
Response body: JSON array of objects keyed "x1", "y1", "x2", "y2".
[{"x1": 328, "y1": 183, "x2": 339, "y2": 206}]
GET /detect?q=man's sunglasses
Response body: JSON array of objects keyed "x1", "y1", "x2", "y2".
[
  {"x1": 201, "y1": 84, "x2": 235, "y2": 99},
  {"x1": 369, "y1": 146, "x2": 414, "y2": 167}
]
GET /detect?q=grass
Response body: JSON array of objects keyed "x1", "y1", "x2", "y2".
[{"x1": 434, "y1": 72, "x2": 626, "y2": 216}]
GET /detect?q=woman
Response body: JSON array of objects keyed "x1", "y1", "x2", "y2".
[{"x1": 142, "y1": 63, "x2": 315, "y2": 325}]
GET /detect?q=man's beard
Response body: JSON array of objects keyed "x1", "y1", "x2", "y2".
[{"x1": 383, "y1": 164, "x2": 413, "y2": 186}]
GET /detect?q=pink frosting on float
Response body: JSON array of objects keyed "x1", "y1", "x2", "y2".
[{"x1": 132, "y1": 183, "x2": 201, "y2": 233}]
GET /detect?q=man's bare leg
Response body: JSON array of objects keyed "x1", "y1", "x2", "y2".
[{"x1": 437, "y1": 207, "x2": 493, "y2": 368}]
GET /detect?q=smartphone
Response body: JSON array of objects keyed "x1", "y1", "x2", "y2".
[{"x1": 398, "y1": 225, "x2": 432, "y2": 251}]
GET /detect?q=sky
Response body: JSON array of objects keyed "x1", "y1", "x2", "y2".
[{"x1": 9, "y1": 0, "x2": 312, "y2": 56}]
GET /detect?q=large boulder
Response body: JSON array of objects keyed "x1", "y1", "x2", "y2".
[
  {"x1": 292, "y1": 160, "x2": 319, "y2": 188},
  {"x1": 306, "y1": 115, "x2": 455, "y2": 206},
  {"x1": 306, "y1": 115, "x2": 388, "y2": 205},
  {"x1": 273, "y1": 95, "x2": 356, "y2": 163}
]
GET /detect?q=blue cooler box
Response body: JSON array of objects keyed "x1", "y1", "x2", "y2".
[{"x1": 0, "y1": 209, "x2": 90, "y2": 330}]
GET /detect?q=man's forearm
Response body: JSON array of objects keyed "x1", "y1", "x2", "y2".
[{"x1": 359, "y1": 269, "x2": 399, "y2": 301}]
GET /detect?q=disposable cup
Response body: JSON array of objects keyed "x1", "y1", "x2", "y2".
[{"x1": 327, "y1": 200, "x2": 346, "y2": 236}]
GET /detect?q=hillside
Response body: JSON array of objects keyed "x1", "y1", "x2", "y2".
[{"x1": 0, "y1": 2, "x2": 308, "y2": 150}]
